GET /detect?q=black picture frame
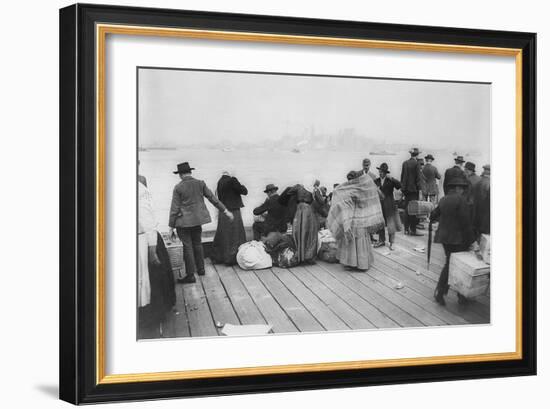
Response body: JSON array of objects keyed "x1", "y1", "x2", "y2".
[{"x1": 59, "y1": 3, "x2": 536, "y2": 404}]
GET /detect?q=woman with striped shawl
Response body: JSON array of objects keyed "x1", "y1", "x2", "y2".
[{"x1": 326, "y1": 173, "x2": 385, "y2": 271}]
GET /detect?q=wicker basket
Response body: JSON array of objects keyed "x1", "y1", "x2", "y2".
[{"x1": 160, "y1": 232, "x2": 185, "y2": 280}]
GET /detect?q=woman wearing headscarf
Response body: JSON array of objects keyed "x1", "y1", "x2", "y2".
[
  {"x1": 326, "y1": 172, "x2": 384, "y2": 271},
  {"x1": 211, "y1": 170, "x2": 248, "y2": 265},
  {"x1": 278, "y1": 175, "x2": 319, "y2": 264}
]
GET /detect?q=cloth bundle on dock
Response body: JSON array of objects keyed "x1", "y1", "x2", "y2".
[{"x1": 236, "y1": 241, "x2": 272, "y2": 270}]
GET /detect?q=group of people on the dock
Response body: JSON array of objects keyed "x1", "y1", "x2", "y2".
[{"x1": 137, "y1": 148, "x2": 491, "y2": 336}]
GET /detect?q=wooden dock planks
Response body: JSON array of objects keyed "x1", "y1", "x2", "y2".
[
  {"x1": 235, "y1": 267, "x2": 298, "y2": 334},
  {"x1": 271, "y1": 266, "x2": 349, "y2": 331},
  {"x1": 289, "y1": 266, "x2": 376, "y2": 330},
  {"x1": 215, "y1": 264, "x2": 267, "y2": 326},
  {"x1": 255, "y1": 269, "x2": 325, "y2": 332},
  {"x1": 182, "y1": 279, "x2": 218, "y2": 337},
  {"x1": 200, "y1": 262, "x2": 241, "y2": 331},
  {"x1": 373, "y1": 249, "x2": 489, "y2": 324},
  {"x1": 162, "y1": 285, "x2": 191, "y2": 338},
  {"x1": 304, "y1": 263, "x2": 399, "y2": 329},
  {"x1": 160, "y1": 227, "x2": 490, "y2": 338},
  {"x1": 317, "y1": 263, "x2": 424, "y2": 328}
]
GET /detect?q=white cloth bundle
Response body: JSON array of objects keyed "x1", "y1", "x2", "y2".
[{"x1": 236, "y1": 241, "x2": 273, "y2": 270}]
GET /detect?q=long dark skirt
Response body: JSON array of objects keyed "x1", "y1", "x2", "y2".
[
  {"x1": 292, "y1": 203, "x2": 319, "y2": 263},
  {"x1": 212, "y1": 209, "x2": 246, "y2": 265},
  {"x1": 138, "y1": 232, "x2": 176, "y2": 339}
]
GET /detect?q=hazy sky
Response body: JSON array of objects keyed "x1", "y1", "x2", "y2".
[{"x1": 138, "y1": 68, "x2": 490, "y2": 151}]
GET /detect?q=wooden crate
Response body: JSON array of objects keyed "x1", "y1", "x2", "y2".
[{"x1": 449, "y1": 251, "x2": 490, "y2": 298}]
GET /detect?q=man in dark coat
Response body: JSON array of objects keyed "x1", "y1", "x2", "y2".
[
  {"x1": 443, "y1": 155, "x2": 468, "y2": 195},
  {"x1": 464, "y1": 161, "x2": 482, "y2": 209},
  {"x1": 168, "y1": 162, "x2": 234, "y2": 284},
  {"x1": 429, "y1": 177, "x2": 475, "y2": 305},
  {"x1": 374, "y1": 163, "x2": 402, "y2": 250},
  {"x1": 400, "y1": 147, "x2": 423, "y2": 236},
  {"x1": 472, "y1": 164, "x2": 490, "y2": 236},
  {"x1": 211, "y1": 171, "x2": 248, "y2": 265},
  {"x1": 252, "y1": 184, "x2": 288, "y2": 240},
  {"x1": 421, "y1": 154, "x2": 441, "y2": 202}
]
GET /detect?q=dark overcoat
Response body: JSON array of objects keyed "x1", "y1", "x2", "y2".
[
  {"x1": 430, "y1": 192, "x2": 475, "y2": 246},
  {"x1": 168, "y1": 175, "x2": 226, "y2": 228},
  {"x1": 422, "y1": 163, "x2": 441, "y2": 196},
  {"x1": 375, "y1": 176, "x2": 401, "y2": 219},
  {"x1": 400, "y1": 158, "x2": 422, "y2": 193},
  {"x1": 473, "y1": 175, "x2": 490, "y2": 234},
  {"x1": 253, "y1": 193, "x2": 288, "y2": 232},
  {"x1": 216, "y1": 175, "x2": 248, "y2": 210}
]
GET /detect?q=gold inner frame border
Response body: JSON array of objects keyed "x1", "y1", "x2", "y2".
[{"x1": 95, "y1": 23, "x2": 523, "y2": 385}]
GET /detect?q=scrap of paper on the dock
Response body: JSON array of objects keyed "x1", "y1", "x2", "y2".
[{"x1": 221, "y1": 323, "x2": 273, "y2": 336}]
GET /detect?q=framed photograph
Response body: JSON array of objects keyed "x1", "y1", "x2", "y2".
[{"x1": 59, "y1": 3, "x2": 536, "y2": 404}]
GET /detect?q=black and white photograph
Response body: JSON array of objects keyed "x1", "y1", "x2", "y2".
[{"x1": 136, "y1": 67, "x2": 491, "y2": 340}]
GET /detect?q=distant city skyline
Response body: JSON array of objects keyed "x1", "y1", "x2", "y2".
[{"x1": 138, "y1": 68, "x2": 491, "y2": 153}]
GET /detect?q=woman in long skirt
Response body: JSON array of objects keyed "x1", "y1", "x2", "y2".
[
  {"x1": 211, "y1": 171, "x2": 248, "y2": 265},
  {"x1": 326, "y1": 173, "x2": 384, "y2": 271},
  {"x1": 279, "y1": 183, "x2": 318, "y2": 263}
]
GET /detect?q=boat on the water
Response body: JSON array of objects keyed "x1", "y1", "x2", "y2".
[{"x1": 369, "y1": 150, "x2": 396, "y2": 156}]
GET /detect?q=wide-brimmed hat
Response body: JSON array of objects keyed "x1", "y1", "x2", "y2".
[
  {"x1": 409, "y1": 147, "x2": 421, "y2": 156},
  {"x1": 482, "y1": 164, "x2": 491, "y2": 171},
  {"x1": 454, "y1": 155, "x2": 465, "y2": 163},
  {"x1": 173, "y1": 162, "x2": 195, "y2": 174},
  {"x1": 465, "y1": 161, "x2": 476, "y2": 171},
  {"x1": 263, "y1": 183, "x2": 278, "y2": 193},
  {"x1": 425, "y1": 154, "x2": 435, "y2": 161},
  {"x1": 376, "y1": 163, "x2": 390, "y2": 173},
  {"x1": 447, "y1": 177, "x2": 469, "y2": 187}
]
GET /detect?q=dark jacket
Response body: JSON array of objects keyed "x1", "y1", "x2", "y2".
[
  {"x1": 430, "y1": 191, "x2": 475, "y2": 246},
  {"x1": 312, "y1": 187, "x2": 329, "y2": 218},
  {"x1": 168, "y1": 175, "x2": 226, "y2": 228},
  {"x1": 253, "y1": 194, "x2": 288, "y2": 231},
  {"x1": 466, "y1": 173, "x2": 482, "y2": 205},
  {"x1": 216, "y1": 175, "x2": 248, "y2": 210},
  {"x1": 375, "y1": 176, "x2": 401, "y2": 218},
  {"x1": 422, "y1": 163, "x2": 441, "y2": 196},
  {"x1": 472, "y1": 175, "x2": 490, "y2": 235},
  {"x1": 443, "y1": 166, "x2": 468, "y2": 195},
  {"x1": 400, "y1": 157, "x2": 422, "y2": 193}
]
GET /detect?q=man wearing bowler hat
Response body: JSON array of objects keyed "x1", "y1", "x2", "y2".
[
  {"x1": 400, "y1": 147, "x2": 424, "y2": 236},
  {"x1": 443, "y1": 155, "x2": 468, "y2": 195},
  {"x1": 168, "y1": 162, "x2": 234, "y2": 284},
  {"x1": 252, "y1": 184, "x2": 288, "y2": 240}
]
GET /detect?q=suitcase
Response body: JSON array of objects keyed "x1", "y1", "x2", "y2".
[
  {"x1": 449, "y1": 251, "x2": 490, "y2": 298},
  {"x1": 407, "y1": 200, "x2": 435, "y2": 217}
]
